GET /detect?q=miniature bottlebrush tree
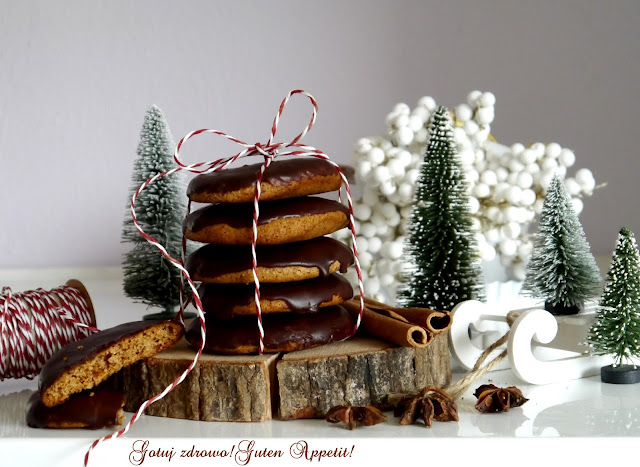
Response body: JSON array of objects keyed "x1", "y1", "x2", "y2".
[
  {"x1": 397, "y1": 106, "x2": 485, "y2": 311},
  {"x1": 122, "y1": 105, "x2": 188, "y2": 319},
  {"x1": 587, "y1": 227, "x2": 640, "y2": 367},
  {"x1": 522, "y1": 174, "x2": 601, "y2": 314}
]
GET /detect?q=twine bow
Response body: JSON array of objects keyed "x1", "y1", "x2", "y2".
[
  {"x1": 172, "y1": 89, "x2": 318, "y2": 171},
  {"x1": 86, "y1": 90, "x2": 364, "y2": 466}
]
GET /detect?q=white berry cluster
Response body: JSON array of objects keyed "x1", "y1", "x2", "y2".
[{"x1": 339, "y1": 91, "x2": 597, "y2": 301}]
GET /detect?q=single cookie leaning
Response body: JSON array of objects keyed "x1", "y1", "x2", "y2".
[
  {"x1": 198, "y1": 273, "x2": 354, "y2": 320},
  {"x1": 187, "y1": 158, "x2": 342, "y2": 204},
  {"x1": 186, "y1": 236, "x2": 354, "y2": 283},
  {"x1": 185, "y1": 305, "x2": 356, "y2": 354},
  {"x1": 183, "y1": 196, "x2": 350, "y2": 245},
  {"x1": 39, "y1": 320, "x2": 183, "y2": 407}
]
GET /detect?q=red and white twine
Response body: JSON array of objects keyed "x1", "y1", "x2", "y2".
[
  {"x1": 0, "y1": 285, "x2": 97, "y2": 381},
  {"x1": 85, "y1": 90, "x2": 364, "y2": 465}
]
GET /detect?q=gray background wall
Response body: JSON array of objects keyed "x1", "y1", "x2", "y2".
[{"x1": 1, "y1": 0, "x2": 638, "y2": 268}]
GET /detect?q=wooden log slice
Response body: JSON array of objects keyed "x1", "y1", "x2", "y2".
[
  {"x1": 117, "y1": 340, "x2": 279, "y2": 422},
  {"x1": 277, "y1": 333, "x2": 451, "y2": 420},
  {"x1": 116, "y1": 334, "x2": 450, "y2": 422}
]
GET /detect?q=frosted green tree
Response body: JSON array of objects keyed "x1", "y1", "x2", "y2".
[
  {"x1": 588, "y1": 227, "x2": 640, "y2": 367},
  {"x1": 522, "y1": 174, "x2": 601, "y2": 314},
  {"x1": 397, "y1": 106, "x2": 485, "y2": 311},
  {"x1": 122, "y1": 105, "x2": 188, "y2": 319}
]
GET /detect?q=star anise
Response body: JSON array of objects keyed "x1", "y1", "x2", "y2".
[
  {"x1": 325, "y1": 405, "x2": 387, "y2": 430},
  {"x1": 473, "y1": 384, "x2": 528, "y2": 413},
  {"x1": 393, "y1": 386, "x2": 459, "y2": 427}
]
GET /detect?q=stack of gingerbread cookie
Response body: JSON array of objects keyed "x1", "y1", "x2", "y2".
[{"x1": 183, "y1": 157, "x2": 357, "y2": 354}]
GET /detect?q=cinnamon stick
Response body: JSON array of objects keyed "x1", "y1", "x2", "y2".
[
  {"x1": 394, "y1": 308, "x2": 452, "y2": 335},
  {"x1": 343, "y1": 299, "x2": 430, "y2": 348},
  {"x1": 366, "y1": 306, "x2": 409, "y2": 323},
  {"x1": 362, "y1": 296, "x2": 453, "y2": 335}
]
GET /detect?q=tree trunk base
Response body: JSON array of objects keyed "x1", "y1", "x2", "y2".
[
  {"x1": 116, "y1": 333, "x2": 451, "y2": 422},
  {"x1": 277, "y1": 333, "x2": 450, "y2": 419},
  {"x1": 544, "y1": 301, "x2": 581, "y2": 316},
  {"x1": 116, "y1": 340, "x2": 280, "y2": 421},
  {"x1": 601, "y1": 364, "x2": 640, "y2": 384}
]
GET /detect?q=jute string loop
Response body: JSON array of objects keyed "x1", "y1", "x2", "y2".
[{"x1": 445, "y1": 311, "x2": 521, "y2": 400}]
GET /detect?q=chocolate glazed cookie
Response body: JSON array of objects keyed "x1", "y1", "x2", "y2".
[
  {"x1": 187, "y1": 158, "x2": 343, "y2": 204},
  {"x1": 186, "y1": 236, "x2": 354, "y2": 283},
  {"x1": 39, "y1": 320, "x2": 183, "y2": 407},
  {"x1": 27, "y1": 385, "x2": 124, "y2": 429},
  {"x1": 186, "y1": 305, "x2": 356, "y2": 354},
  {"x1": 183, "y1": 196, "x2": 350, "y2": 245},
  {"x1": 198, "y1": 273, "x2": 354, "y2": 319}
]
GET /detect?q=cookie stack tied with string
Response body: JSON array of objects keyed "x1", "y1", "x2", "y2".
[{"x1": 183, "y1": 157, "x2": 358, "y2": 354}]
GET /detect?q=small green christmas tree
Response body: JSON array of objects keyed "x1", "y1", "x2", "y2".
[
  {"x1": 397, "y1": 106, "x2": 485, "y2": 311},
  {"x1": 122, "y1": 105, "x2": 188, "y2": 319},
  {"x1": 522, "y1": 174, "x2": 601, "y2": 314},
  {"x1": 587, "y1": 227, "x2": 640, "y2": 368}
]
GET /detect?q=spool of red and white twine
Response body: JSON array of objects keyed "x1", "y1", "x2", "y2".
[
  {"x1": 0, "y1": 280, "x2": 98, "y2": 381},
  {"x1": 84, "y1": 90, "x2": 365, "y2": 466}
]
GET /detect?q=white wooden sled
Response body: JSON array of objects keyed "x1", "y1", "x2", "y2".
[{"x1": 449, "y1": 299, "x2": 618, "y2": 385}]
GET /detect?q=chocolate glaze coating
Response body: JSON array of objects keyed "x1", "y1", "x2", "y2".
[
  {"x1": 27, "y1": 385, "x2": 124, "y2": 429},
  {"x1": 183, "y1": 196, "x2": 350, "y2": 232},
  {"x1": 186, "y1": 236, "x2": 354, "y2": 280},
  {"x1": 199, "y1": 273, "x2": 354, "y2": 319},
  {"x1": 39, "y1": 320, "x2": 175, "y2": 395},
  {"x1": 186, "y1": 305, "x2": 356, "y2": 354},
  {"x1": 187, "y1": 158, "x2": 340, "y2": 199}
]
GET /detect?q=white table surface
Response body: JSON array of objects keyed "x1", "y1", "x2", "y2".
[{"x1": 0, "y1": 267, "x2": 636, "y2": 466}]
